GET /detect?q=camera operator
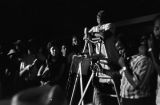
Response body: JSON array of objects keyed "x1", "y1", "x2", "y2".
[{"x1": 87, "y1": 10, "x2": 121, "y2": 105}]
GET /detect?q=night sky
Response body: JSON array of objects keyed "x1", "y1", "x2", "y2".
[{"x1": 1, "y1": 0, "x2": 160, "y2": 42}]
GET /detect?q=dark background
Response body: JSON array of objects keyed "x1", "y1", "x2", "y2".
[
  {"x1": 1, "y1": 0, "x2": 160, "y2": 43},
  {"x1": 0, "y1": 1, "x2": 160, "y2": 103}
]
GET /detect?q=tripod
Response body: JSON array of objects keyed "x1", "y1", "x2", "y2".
[
  {"x1": 77, "y1": 34, "x2": 122, "y2": 105},
  {"x1": 68, "y1": 28, "x2": 122, "y2": 105},
  {"x1": 68, "y1": 56, "x2": 87, "y2": 105},
  {"x1": 77, "y1": 61, "x2": 121, "y2": 105},
  {"x1": 68, "y1": 29, "x2": 94, "y2": 105},
  {"x1": 77, "y1": 61, "x2": 95, "y2": 105}
]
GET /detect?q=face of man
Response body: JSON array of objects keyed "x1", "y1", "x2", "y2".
[
  {"x1": 61, "y1": 45, "x2": 66, "y2": 55},
  {"x1": 138, "y1": 45, "x2": 147, "y2": 55},
  {"x1": 153, "y1": 19, "x2": 160, "y2": 39},
  {"x1": 72, "y1": 37, "x2": 78, "y2": 46},
  {"x1": 50, "y1": 46, "x2": 56, "y2": 56}
]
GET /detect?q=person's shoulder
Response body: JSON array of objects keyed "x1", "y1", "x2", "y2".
[{"x1": 135, "y1": 55, "x2": 149, "y2": 64}]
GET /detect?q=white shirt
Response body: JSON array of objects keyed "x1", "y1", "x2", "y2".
[{"x1": 89, "y1": 23, "x2": 112, "y2": 83}]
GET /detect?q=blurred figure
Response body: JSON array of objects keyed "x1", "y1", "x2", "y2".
[
  {"x1": 19, "y1": 39, "x2": 40, "y2": 91},
  {"x1": 10, "y1": 85, "x2": 67, "y2": 105},
  {"x1": 5, "y1": 48, "x2": 21, "y2": 98},
  {"x1": 3, "y1": 40, "x2": 24, "y2": 98},
  {"x1": 147, "y1": 15, "x2": 160, "y2": 105},
  {"x1": 0, "y1": 43, "x2": 10, "y2": 99},
  {"x1": 36, "y1": 45, "x2": 46, "y2": 63}
]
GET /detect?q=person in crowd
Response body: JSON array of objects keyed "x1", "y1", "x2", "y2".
[
  {"x1": 60, "y1": 44, "x2": 70, "y2": 90},
  {"x1": 19, "y1": 40, "x2": 36, "y2": 77},
  {"x1": 61, "y1": 44, "x2": 67, "y2": 58},
  {"x1": 18, "y1": 39, "x2": 41, "y2": 90},
  {"x1": 119, "y1": 36, "x2": 156, "y2": 105},
  {"x1": 3, "y1": 40, "x2": 24, "y2": 98},
  {"x1": 119, "y1": 36, "x2": 155, "y2": 105},
  {"x1": 87, "y1": 10, "x2": 121, "y2": 105},
  {"x1": 36, "y1": 45, "x2": 46, "y2": 61},
  {"x1": 71, "y1": 36, "x2": 80, "y2": 54},
  {"x1": 68, "y1": 35, "x2": 82, "y2": 66},
  {"x1": 0, "y1": 43, "x2": 12, "y2": 99},
  {"x1": 38, "y1": 41, "x2": 65, "y2": 87},
  {"x1": 147, "y1": 15, "x2": 160, "y2": 105},
  {"x1": 35, "y1": 45, "x2": 47, "y2": 67}
]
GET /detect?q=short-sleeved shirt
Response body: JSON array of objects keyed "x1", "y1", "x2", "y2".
[{"x1": 120, "y1": 54, "x2": 153, "y2": 99}]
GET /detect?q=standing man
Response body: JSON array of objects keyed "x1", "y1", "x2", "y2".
[
  {"x1": 119, "y1": 38, "x2": 156, "y2": 105},
  {"x1": 88, "y1": 10, "x2": 121, "y2": 105}
]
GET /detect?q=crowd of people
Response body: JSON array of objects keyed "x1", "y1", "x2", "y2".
[
  {"x1": 0, "y1": 36, "x2": 83, "y2": 99},
  {"x1": 0, "y1": 10, "x2": 160, "y2": 105}
]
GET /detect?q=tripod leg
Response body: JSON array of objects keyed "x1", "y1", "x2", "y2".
[
  {"x1": 69, "y1": 70, "x2": 80, "y2": 105},
  {"x1": 66, "y1": 71, "x2": 72, "y2": 97},
  {"x1": 79, "y1": 62, "x2": 84, "y2": 105},
  {"x1": 78, "y1": 72, "x2": 94, "y2": 105},
  {"x1": 66, "y1": 56, "x2": 75, "y2": 97},
  {"x1": 112, "y1": 80, "x2": 121, "y2": 105}
]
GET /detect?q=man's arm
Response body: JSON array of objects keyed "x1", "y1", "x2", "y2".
[
  {"x1": 149, "y1": 49, "x2": 160, "y2": 74},
  {"x1": 148, "y1": 38, "x2": 160, "y2": 75},
  {"x1": 122, "y1": 68, "x2": 137, "y2": 88},
  {"x1": 119, "y1": 56, "x2": 150, "y2": 89}
]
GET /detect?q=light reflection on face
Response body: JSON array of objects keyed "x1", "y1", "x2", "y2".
[
  {"x1": 72, "y1": 37, "x2": 77, "y2": 46},
  {"x1": 154, "y1": 20, "x2": 160, "y2": 39},
  {"x1": 50, "y1": 46, "x2": 56, "y2": 56},
  {"x1": 61, "y1": 45, "x2": 66, "y2": 52},
  {"x1": 61, "y1": 45, "x2": 67, "y2": 56},
  {"x1": 97, "y1": 16, "x2": 101, "y2": 25}
]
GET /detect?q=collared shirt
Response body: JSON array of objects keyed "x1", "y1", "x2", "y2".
[{"x1": 120, "y1": 54, "x2": 153, "y2": 99}]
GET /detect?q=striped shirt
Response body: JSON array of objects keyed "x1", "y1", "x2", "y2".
[
  {"x1": 89, "y1": 23, "x2": 113, "y2": 83},
  {"x1": 120, "y1": 54, "x2": 153, "y2": 99},
  {"x1": 88, "y1": 23, "x2": 111, "y2": 33}
]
